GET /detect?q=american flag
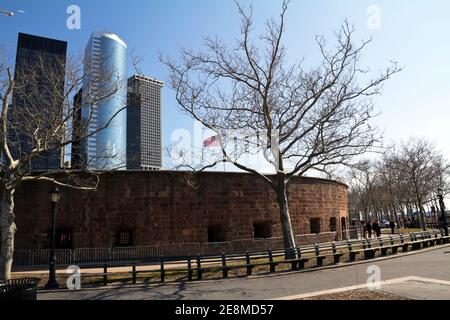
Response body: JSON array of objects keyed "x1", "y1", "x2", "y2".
[{"x1": 204, "y1": 135, "x2": 220, "y2": 148}]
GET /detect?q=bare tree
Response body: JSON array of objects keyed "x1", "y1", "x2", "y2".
[
  {"x1": 161, "y1": 1, "x2": 400, "y2": 258},
  {"x1": 376, "y1": 156, "x2": 405, "y2": 227},
  {"x1": 347, "y1": 160, "x2": 377, "y2": 222},
  {"x1": 380, "y1": 138, "x2": 449, "y2": 230},
  {"x1": 0, "y1": 49, "x2": 127, "y2": 280}
]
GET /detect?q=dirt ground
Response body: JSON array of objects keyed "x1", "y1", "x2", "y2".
[{"x1": 299, "y1": 289, "x2": 410, "y2": 300}]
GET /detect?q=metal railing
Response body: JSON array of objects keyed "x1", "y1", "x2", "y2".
[
  {"x1": 88, "y1": 230, "x2": 449, "y2": 287},
  {"x1": 10, "y1": 231, "x2": 343, "y2": 268}
]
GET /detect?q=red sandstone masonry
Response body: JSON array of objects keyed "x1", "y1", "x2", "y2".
[{"x1": 13, "y1": 171, "x2": 349, "y2": 249}]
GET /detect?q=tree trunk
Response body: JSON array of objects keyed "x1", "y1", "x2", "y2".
[
  {"x1": 420, "y1": 205, "x2": 427, "y2": 231},
  {"x1": 400, "y1": 208, "x2": 406, "y2": 228},
  {"x1": 416, "y1": 199, "x2": 427, "y2": 231},
  {"x1": 276, "y1": 175, "x2": 298, "y2": 260},
  {"x1": 391, "y1": 204, "x2": 401, "y2": 228},
  {"x1": 0, "y1": 188, "x2": 16, "y2": 280}
]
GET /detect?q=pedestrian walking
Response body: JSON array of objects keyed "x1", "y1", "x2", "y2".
[
  {"x1": 366, "y1": 221, "x2": 373, "y2": 238},
  {"x1": 389, "y1": 221, "x2": 396, "y2": 235},
  {"x1": 373, "y1": 220, "x2": 381, "y2": 238}
]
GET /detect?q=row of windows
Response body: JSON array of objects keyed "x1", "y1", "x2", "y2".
[
  {"x1": 54, "y1": 230, "x2": 135, "y2": 249},
  {"x1": 51, "y1": 218, "x2": 344, "y2": 249},
  {"x1": 310, "y1": 218, "x2": 339, "y2": 234}
]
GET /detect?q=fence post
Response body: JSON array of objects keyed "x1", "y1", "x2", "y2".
[
  {"x1": 268, "y1": 249, "x2": 275, "y2": 273},
  {"x1": 103, "y1": 264, "x2": 108, "y2": 286},
  {"x1": 196, "y1": 254, "x2": 202, "y2": 280},
  {"x1": 187, "y1": 256, "x2": 193, "y2": 281},
  {"x1": 296, "y1": 246, "x2": 302, "y2": 258},
  {"x1": 132, "y1": 262, "x2": 137, "y2": 284},
  {"x1": 314, "y1": 243, "x2": 320, "y2": 256},
  {"x1": 245, "y1": 250, "x2": 252, "y2": 276},
  {"x1": 27, "y1": 250, "x2": 32, "y2": 269},
  {"x1": 31, "y1": 250, "x2": 35, "y2": 267},
  {"x1": 108, "y1": 248, "x2": 112, "y2": 264},
  {"x1": 160, "y1": 256, "x2": 165, "y2": 283},
  {"x1": 222, "y1": 252, "x2": 228, "y2": 278}
]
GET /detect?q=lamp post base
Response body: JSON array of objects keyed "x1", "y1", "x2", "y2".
[
  {"x1": 44, "y1": 280, "x2": 60, "y2": 290},
  {"x1": 46, "y1": 260, "x2": 59, "y2": 290}
]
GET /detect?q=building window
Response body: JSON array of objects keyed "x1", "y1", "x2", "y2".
[
  {"x1": 207, "y1": 225, "x2": 227, "y2": 243},
  {"x1": 330, "y1": 218, "x2": 338, "y2": 232},
  {"x1": 56, "y1": 230, "x2": 73, "y2": 249},
  {"x1": 310, "y1": 218, "x2": 321, "y2": 234},
  {"x1": 117, "y1": 231, "x2": 132, "y2": 247},
  {"x1": 253, "y1": 221, "x2": 272, "y2": 239}
]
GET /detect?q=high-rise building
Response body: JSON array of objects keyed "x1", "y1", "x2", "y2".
[
  {"x1": 71, "y1": 88, "x2": 83, "y2": 169},
  {"x1": 127, "y1": 75, "x2": 163, "y2": 170},
  {"x1": 10, "y1": 33, "x2": 67, "y2": 171},
  {"x1": 82, "y1": 32, "x2": 127, "y2": 170}
]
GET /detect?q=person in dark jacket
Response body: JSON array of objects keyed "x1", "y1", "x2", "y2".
[
  {"x1": 389, "y1": 221, "x2": 396, "y2": 234},
  {"x1": 366, "y1": 221, "x2": 373, "y2": 238},
  {"x1": 373, "y1": 220, "x2": 381, "y2": 238}
]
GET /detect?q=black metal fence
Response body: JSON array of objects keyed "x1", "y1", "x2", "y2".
[
  {"x1": 91, "y1": 230, "x2": 450, "y2": 286},
  {"x1": 13, "y1": 232, "x2": 338, "y2": 268}
]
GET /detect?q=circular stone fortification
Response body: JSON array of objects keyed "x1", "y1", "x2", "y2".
[{"x1": 14, "y1": 171, "x2": 349, "y2": 249}]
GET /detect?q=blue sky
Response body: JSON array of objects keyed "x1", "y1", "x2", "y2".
[{"x1": 2, "y1": 0, "x2": 450, "y2": 168}]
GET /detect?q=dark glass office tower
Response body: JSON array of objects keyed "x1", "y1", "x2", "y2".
[
  {"x1": 10, "y1": 33, "x2": 67, "y2": 171},
  {"x1": 127, "y1": 75, "x2": 163, "y2": 170},
  {"x1": 71, "y1": 89, "x2": 83, "y2": 169}
]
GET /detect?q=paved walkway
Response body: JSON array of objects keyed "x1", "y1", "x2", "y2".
[
  {"x1": 378, "y1": 277, "x2": 450, "y2": 300},
  {"x1": 38, "y1": 245, "x2": 450, "y2": 300}
]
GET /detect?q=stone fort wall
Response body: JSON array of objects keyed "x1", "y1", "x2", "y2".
[{"x1": 13, "y1": 171, "x2": 349, "y2": 249}]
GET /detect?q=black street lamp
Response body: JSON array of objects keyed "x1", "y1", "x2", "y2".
[
  {"x1": 437, "y1": 188, "x2": 449, "y2": 237},
  {"x1": 45, "y1": 186, "x2": 61, "y2": 290}
]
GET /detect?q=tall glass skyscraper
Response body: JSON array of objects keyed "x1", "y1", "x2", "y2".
[{"x1": 82, "y1": 32, "x2": 127, "y2": 170}]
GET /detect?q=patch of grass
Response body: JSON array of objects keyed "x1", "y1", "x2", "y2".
[{"x1": 381, "y1": 228, "x2": 425, "y2": 235}]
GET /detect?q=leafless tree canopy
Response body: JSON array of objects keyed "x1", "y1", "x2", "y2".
[
  {"x1": 163, "y1": 2, "x2": 400, "y2": 180},
  {"x1": 162, "y1": 0, "x2": 401, "y2": 258},
  {"x1": 0, "y1": 47, "x2": 126, "y2": 280},
  {"x1": 348, "y1": 137, "x2": 450, "y2": 230}
]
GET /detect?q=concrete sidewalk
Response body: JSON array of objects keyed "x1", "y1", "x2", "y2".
[{"x1": 378, "y1": 277, "x2": 450, "y2": 300}]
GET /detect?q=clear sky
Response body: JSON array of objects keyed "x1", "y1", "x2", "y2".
[{"x1": 2, "y1": 0, "x2": 450, "y2": 169}]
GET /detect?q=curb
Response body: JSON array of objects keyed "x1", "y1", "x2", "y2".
[{"x1": 38, "y1": 243, "x2": 450, "y2": 294}]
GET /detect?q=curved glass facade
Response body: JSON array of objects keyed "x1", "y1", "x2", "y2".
[{"x1": 82, "y1": 32, "x2": 127, "y2": 170}]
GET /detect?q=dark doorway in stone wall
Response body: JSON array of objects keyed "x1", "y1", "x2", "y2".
[
  {"x1": 253, "y1": 221, "x2": 272, "y2": 239},
  {"x1": 207, "y1": 225, "x2": 227, "y2": 243},
  {"x1": 116, "y1": 230, "x2": 134, "y2": 247},
  {"x1": 310, "y1": 218, "x2": 321, "y2": 234},
  {"x1": 55, "y1": 229, "x2": 73, "y2": 249},
  {"x1": 330, "y1": 217, "x2": 338, "y2": 232},
  {"x1": 341, "y1": 217, "x2": 347, "y2": 240}
]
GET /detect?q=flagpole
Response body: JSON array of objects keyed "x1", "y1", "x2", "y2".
[{"x1": 201, "y1": 141, "x2": 204, "y2": 167}]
